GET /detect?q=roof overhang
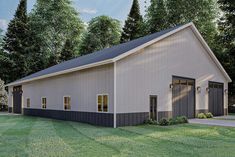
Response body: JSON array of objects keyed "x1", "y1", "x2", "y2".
[
  {"x1": 6, "y1": 59, "x2": 113, "y2": 87},
  {"x1": 6, "y1": 22, "x2": 231, "y2": 87}
]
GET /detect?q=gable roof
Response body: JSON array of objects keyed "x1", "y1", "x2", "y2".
[{"x1": 7, "y1": 22, "x2": 231, "y2": 86}]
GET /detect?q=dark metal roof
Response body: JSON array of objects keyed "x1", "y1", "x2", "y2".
[{"x1": 13, "y1": 25, "x2": 182, "y2": 83}]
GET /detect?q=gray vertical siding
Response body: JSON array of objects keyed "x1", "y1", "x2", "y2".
[
  {"x1": 116, "y1": 27, "x2": 228, "y2": 115},
  {"x1": 19, "y1": 64, "x2": 114, "y2": 113}
]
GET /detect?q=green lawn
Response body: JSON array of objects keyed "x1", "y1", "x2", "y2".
[{"x1": 0, "y1": 115, "x2": 235, "y2": 157}]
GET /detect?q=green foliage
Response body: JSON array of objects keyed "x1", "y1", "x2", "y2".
[
  {"x1": 168, "y1": 116, "x2": 188, "y2": 125},
  {"x1": 29, "y1": 0, "x2": 84, "y2": 67},
  {"x1": 79, "y1": 16, "x2": 121, "y2": 56},
  {"x1": 144, "y1": 118, "x2": 158, "y2": 125},
  {"x1": 120, "y1": 0, "x2": 144, "y2": 43},
  {"x1": 205, "y1": 112, "x2": 213, "y2": 118},
  {"x1": 217, "y1": 0, "x2": 235, "y2": 96},
  {"x1": 166, "y1": 0, "x2": 219, "y2": 48},
  {"x1": 145, "y1": 0, "x2": 218, "y2": 50},
  {"x1": 59, "y1": 39, "x2": 77, "y2": 62},
  {"x1": 0, "y1": 28, "x2": 3, "y2": 48},
  {"x1": 176, "y1": 116, "x2": 188, "y2": 123},
  {"x1": 145, "y1": 0, "x2": 168, "y2": 34},
  {"x1": 168, "y1": 118, "x2": 177, "y2": 125},
  {"x1": 159, "y1": 118, "x2": 169, "y2": 126},
  {"x1": 197, "y1": 113, "x2": 207, "y2": 119},
  {"x1": 0, "y1": 79, "x2": 8, "y2": 106},
  {"x1": 3, "y1": 0, "x2": 30, "y2": 82}
]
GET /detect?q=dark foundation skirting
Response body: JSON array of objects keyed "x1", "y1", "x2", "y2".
[
  {"x1": 116, "y1": 112, "x2": 149, "y2": 127},
  {"x1": 23, "y1": 108, "x2": 114, "y2": 127},
  {"x1": 158, "y1": 111, "x2": 172, "y2": 120},
  {"x1": 8, "y1": 107, "x2": 12, "y2": 113}
]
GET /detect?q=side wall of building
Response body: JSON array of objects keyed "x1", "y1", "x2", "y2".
[
  {"x1": 8, "y1": 64, "x2": 114, "y2": 126},
  {"x1": 115, "y1": 27, "x2": 228, "y2": 124}
]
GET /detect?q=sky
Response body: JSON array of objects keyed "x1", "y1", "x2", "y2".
[{"x1": 0, "y1": 0, "x2": 150, "y2": 32}]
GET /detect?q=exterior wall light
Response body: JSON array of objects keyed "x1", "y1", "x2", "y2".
[
  {"x1": 196, "y1": 86, "x2": 201, "y2": 93},
  {"x1": 206, "y1": 87, "x2": 210, "y2": 92},
  {"x1": 224, "y1": 89, "x2": 228, "y2": 94},
  {"x1": 169, "y1": 83, "x2": 174, "y2": 89}
]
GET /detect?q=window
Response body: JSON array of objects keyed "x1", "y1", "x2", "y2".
[
  {"x1": 64, "y1": 96, "x2": 71, "y2": 110},
  {"x1": 42, "y1": 97, "x2": 47, "y2": 109},
  {"x1": 26, "y1": 98, "x2": 30, "y2": 108},
  {"x1": 97, "y1": 94, "x2": 108, "y2": 112}
]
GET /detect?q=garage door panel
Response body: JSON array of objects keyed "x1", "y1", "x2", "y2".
[
  {"x1": 180, "y1": 80, "x2": 187, "y2": 117},
  {"x1": 172, "y1": 77, "x2": 195, "y2": 118},
  {"x1": 188, "y1": 85, "x2": 195, "y2": 118},
  {"x1": 209, "y1": 82, "x2": 224, "y2": 116}
]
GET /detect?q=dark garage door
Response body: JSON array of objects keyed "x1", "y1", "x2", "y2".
[
  {"x1": 208, "y1": 82, "x2": 224, "y2": 116},
  {"x1": 172, "y1": 77, "x2": 195, "y2": 118},
  {"x1": 13, "y1": 86, "x2": 22, "y2": 114}
]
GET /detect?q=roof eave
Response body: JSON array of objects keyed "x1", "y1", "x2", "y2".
[{"x1": 6, "y1": 59, "x2": 114, "y2": 87}]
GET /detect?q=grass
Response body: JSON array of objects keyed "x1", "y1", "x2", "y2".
[{"x1": 0, "y1": 115, "x2": 235, "y2": 157}]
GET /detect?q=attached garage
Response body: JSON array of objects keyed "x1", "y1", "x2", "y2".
[
  {"x1": 172, "y1": 76, "x2": 195, "y2": 118},
  {"x1": 208, "y1": 82, "x2": 224, "y2": 116}
]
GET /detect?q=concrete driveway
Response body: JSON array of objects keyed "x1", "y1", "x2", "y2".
[{"x1": 189, "y1": 116, "x2": 235, "y2": 127}]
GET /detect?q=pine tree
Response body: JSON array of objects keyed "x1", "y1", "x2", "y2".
[
  {"x1": 3, "y1": 0, "x2": 30, "y2": 81},
  {"x1": 145, "y1": 0, "x2": 168, "y2": 34},
  {"x1": 120, "y1": 0, "x2": 144, "y2": 43},
  {"x1": 0, "y1": 29, "x2": 3, "y2": 48},
  {"x1": 59, "y1": 39, "x2": 76, "y2": 62}
]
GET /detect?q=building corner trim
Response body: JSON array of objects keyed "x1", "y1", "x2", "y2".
[{"x1": 113, "y1": 62, "x2": 117, "y2": 128}]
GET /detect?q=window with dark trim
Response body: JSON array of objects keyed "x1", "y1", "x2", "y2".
[
  {"x1": 97, "y1": 94, "x2": 108, "y2": 112},
  {"x1": 42, "y1": 97, "x2": 47, "y2": 109}
]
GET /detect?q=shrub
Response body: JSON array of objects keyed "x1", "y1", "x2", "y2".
[
  {"x1": 144, "y1": 119, "x2": 157, "y2": 125},
  {"x1": 173, "y1": 116, "x2": 188, "y2": 124},
  {"x1": 205, "y1": 112, "x2": 213, "y2": 118},
  {"x1": 159, "y1": 118, "x2": 169, "y2": 126},
  {"x1": 179, "y1": 116, "x2": 188, "y2": 123},
  {"x1": 197, "y1": 113, "x2": 207, "y2": 119},
  {"x1": 169, "y1": 118, "x2": 177, "y2": 125}
]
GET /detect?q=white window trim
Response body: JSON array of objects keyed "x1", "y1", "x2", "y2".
[
  {"x1": 63, "y1": 95, "x2": 71, "y2": 111},
  {"x1": 41, "y1": 97, "x2": 47, "y2": 109},
  {"x1": 26, "y1": 97, "x2": 30, "y2": 108},
  {"x1": 96, "y1": 93, "x2": 109, "y2": 113}
]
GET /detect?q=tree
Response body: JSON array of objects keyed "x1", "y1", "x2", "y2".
[
  {"x1": 29, "y1": 0, "x2": 84, "y2": 67},
  {"x1": 59, "y1": 39, "x2": 77, "y2": 62},
  {"x1": 0, "y1": 28, "x2": 13, "y2": 84},
  {"x1": 0, "y1": 79, "x2": 8, "y2": 107},
  {"x1": 3, "y1": 0, "x2": 30, "y2": 82},
  {"x1": 120, "y1": 0, "x2": 144, "y2": 43},
  {"x1": 0, "y1": 28, "x2": 3, "y2": 48},
  {"x1": 79, "y1": 16, "x2": 121, "y2": 56},
  {"x1": 217, "y1": 0, "x2": 235, "y2": 96},
  {"x1": 145, "y1": 0, "x2": 168, "y2": 34},
  {"x1": 166, "y1": 0, "x2": 218, "y2": 49}
]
